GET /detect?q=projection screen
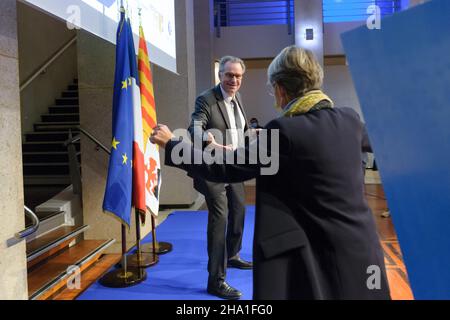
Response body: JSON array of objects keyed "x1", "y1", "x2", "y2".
[{"x1": 21, "y1": 0, "x2": 177, "y2": 73}]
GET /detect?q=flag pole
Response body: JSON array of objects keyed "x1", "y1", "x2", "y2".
[
  {"x1": 142, "y1": 215, "x2": 173, "y2": 255},
  {"x1": 137, "y1": 6, "x2": 172, "y2": 256},
  {"x1": 121, "y1": 224, "x2": 127, "y2": 274},
  {"x1": 126, "y1": 210, "x2": 159, "y2": 268},
  {"x1": 99, "y1": 222, "x2": 147, "y2": 288},
  {"x1": 151, "y1": 216, "x2": 157, "y2": 258},
  {"x1": 98, "y1": 0, "x2": 147, "y2": 287}
]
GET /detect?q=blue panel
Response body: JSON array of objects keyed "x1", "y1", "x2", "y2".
[
  {"x1": 341, "y1": 0, "x2": 450, "y2": 299},
  {"x1": 323, "y1": 0, "x2": 401, "y2": 23}
]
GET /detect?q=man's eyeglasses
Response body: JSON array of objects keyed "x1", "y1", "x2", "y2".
[{"x1": 223, "y1": 72, "x2": 243, "y2": 80}]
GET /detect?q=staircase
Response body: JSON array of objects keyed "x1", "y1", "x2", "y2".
[
  {"x1": 26, "y1": 223, "x2": 117, "y2": 300},
  {"x1": 23, "y1": 79, "x2": 80, "y2": 191},
  {"x1": 22, "y1": 79, "x2": 120, "y2": 300}
]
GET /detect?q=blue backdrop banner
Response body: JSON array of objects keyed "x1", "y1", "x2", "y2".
[{"x1": 342, "y1": 0, "x2": 450, "y2": 299}]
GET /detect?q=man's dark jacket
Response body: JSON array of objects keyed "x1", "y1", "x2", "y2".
[{"x1": 188, "y1": 84, "x2": 249, "y2": 194}]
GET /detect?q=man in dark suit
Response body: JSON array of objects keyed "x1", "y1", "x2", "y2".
[{"x1": 188, "y1": 56, "x2": 252, "y2": 300}]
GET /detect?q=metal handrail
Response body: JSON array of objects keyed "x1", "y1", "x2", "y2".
[
  {"x1": 64, "y1": 127, "x2": 111, "y2": 155},
  {"x1": 20, "y1": 35, "x2": 77, "y2": 92},
  {"x1": 15, "y1": 206, "x2": 40, "y2": 239},
  {"x1": 64, "y1": 127, "x2": 111, "y2": 197}
]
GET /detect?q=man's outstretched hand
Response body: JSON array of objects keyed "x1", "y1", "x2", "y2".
[
  {"x1": 206, "y1": 132, "x2": 233, "y2": 151},
  {"x1": 150, "y1": 124, "x2": 175, "y2": 148},
  {"x1": 151, "y1": 124, "x2": 234, "y2": 152}
]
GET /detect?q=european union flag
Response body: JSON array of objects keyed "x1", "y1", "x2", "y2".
[{"x1": 103, "y1": 10, "x2": 135, "y2": 227}]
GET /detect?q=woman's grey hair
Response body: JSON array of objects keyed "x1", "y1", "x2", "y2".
[
  {"x1": 219, "y1": 56, "x2": 246, "y2": 74},
  {"x1": 268, "y1": 46, "x2": 323, "y2": 98}
]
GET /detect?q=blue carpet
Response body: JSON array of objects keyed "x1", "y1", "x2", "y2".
[{"x1": 78, "y1": 206, "x2": 255, "y2": 300}]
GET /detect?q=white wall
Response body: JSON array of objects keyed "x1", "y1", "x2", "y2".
[
  {"x1": 214, "y1": 24, "x2": 294, "y2": 60},
  {"x1": 239, "y1": 66, "x2": 279, "y2": 127},
  {"x1": 323, "y1": 65, "x2": 364, "y2": 121},
  {"x1": 324, "y1": 21, "x2": 364, "y2": 56},
  {"x1": 0, "y1": 0, "x2": 28, "y2": 300},
  {"x1": 294, "y1": 0, "x2": 324, "y2": 66},
  {"x1": 156, "y1": 0, "x2": 198, "y2": 206},
  {"x1": 194, "y1": 0, "x2": 215, "y2": 95},
  {"x1": 17, "y1": 2, "x2": 78, "y2": 134}
]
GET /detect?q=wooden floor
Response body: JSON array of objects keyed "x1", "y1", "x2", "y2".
[
  {"x1": 245, "y1": 183, "x2": 414, "y2": 300},
  {"x1": 365, "y1": 184, "x2": 414, "y2": 300}
]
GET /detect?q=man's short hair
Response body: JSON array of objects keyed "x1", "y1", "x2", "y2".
[{"x1": 218, "y1": 56, "x2": 246, "y2": 74}]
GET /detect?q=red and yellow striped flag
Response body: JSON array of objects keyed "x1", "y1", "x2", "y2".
[{"x1": 138, "y1": 25, "x2": 161, "y2": 216}]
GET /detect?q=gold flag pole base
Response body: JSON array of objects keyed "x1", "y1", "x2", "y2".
[
  {"x1": 141, "y1": 242, "x2": 173, "y2": 255},
  {"x1": 99, "y1": 267, "x2": 147, "y2": 288},
  {"x1": 141, "y1": 215, "x2": 173, "y2": 255},
  {"x1": 99, "y1": 224, "x2": 147, "y2": 287},
  {"x1": 126, "y1": 252, "x2": 159, "y2": 268},
  {"x1": 122, "y1": 209, "x2": 159, "y2": 268}
]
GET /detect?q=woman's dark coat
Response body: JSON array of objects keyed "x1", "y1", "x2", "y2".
[{"x1": 164, "y1": 105, "x2": 390, "y2": 300}]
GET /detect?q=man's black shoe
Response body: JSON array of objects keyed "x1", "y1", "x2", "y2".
[
  {"x1": 207, "y1": 281, "x2": 242, "y2": 300},
  {"x1": 227, "y1": 257, "x2": 253, "y2": 269}
]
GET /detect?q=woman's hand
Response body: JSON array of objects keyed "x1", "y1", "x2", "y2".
[{"x1": 150, "y1": 124, "x2": 175, "y2": 148}]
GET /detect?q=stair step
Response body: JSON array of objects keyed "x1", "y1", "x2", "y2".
[
  {"x1": 34, "y1": 122, "x2": 80, "y2": 132},
  {"x1": 49, "y1": 106, "x2": 79, "y2": 114},
  {"x1": 25, "y1": 211, "x2": 67, "y2": 245},
  {"x1": 27, "y1": 225, "x2": 89, "y2": 262},
  {"x1": 25, "y1": 131, "x2": 79, "y2": 143},
  {"x1": 52, "y1": 254, "x2": 121, "y2": 300},
  {"x1": 61, "y1": 91, "x2": 78, "y2": 98},
  {"x1": 42, "y1": 113, "x2": 80, "y2": 123},
  {"x1": 55, "y1": 98, "x2": 79, "y2": 106},
  {"x1": 28, "y1": 239, "x2": 115, "y2": 300},
  {"x1": 74, "y1": 79, "x2": 78, "y2": 84},
  {"x1": 22, "y1": 141, "x2": 79, "y2": 152},
  {"x1": 24, "y1": 175, "x2": 72, "y2": 186},
  {"x1": 23, "y1": 151, "x2": 81, "y2": 163},
  {"x1": 23, "y1": 163, "x2": 71, "y2": 175},
  {"x1": 67, "y1": 84, "x2": 78, "y2": 91}
]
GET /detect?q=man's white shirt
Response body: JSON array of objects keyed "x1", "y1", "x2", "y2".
[{"x1": 220, "y1": 85, "x2": 245, "y2": 150}]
